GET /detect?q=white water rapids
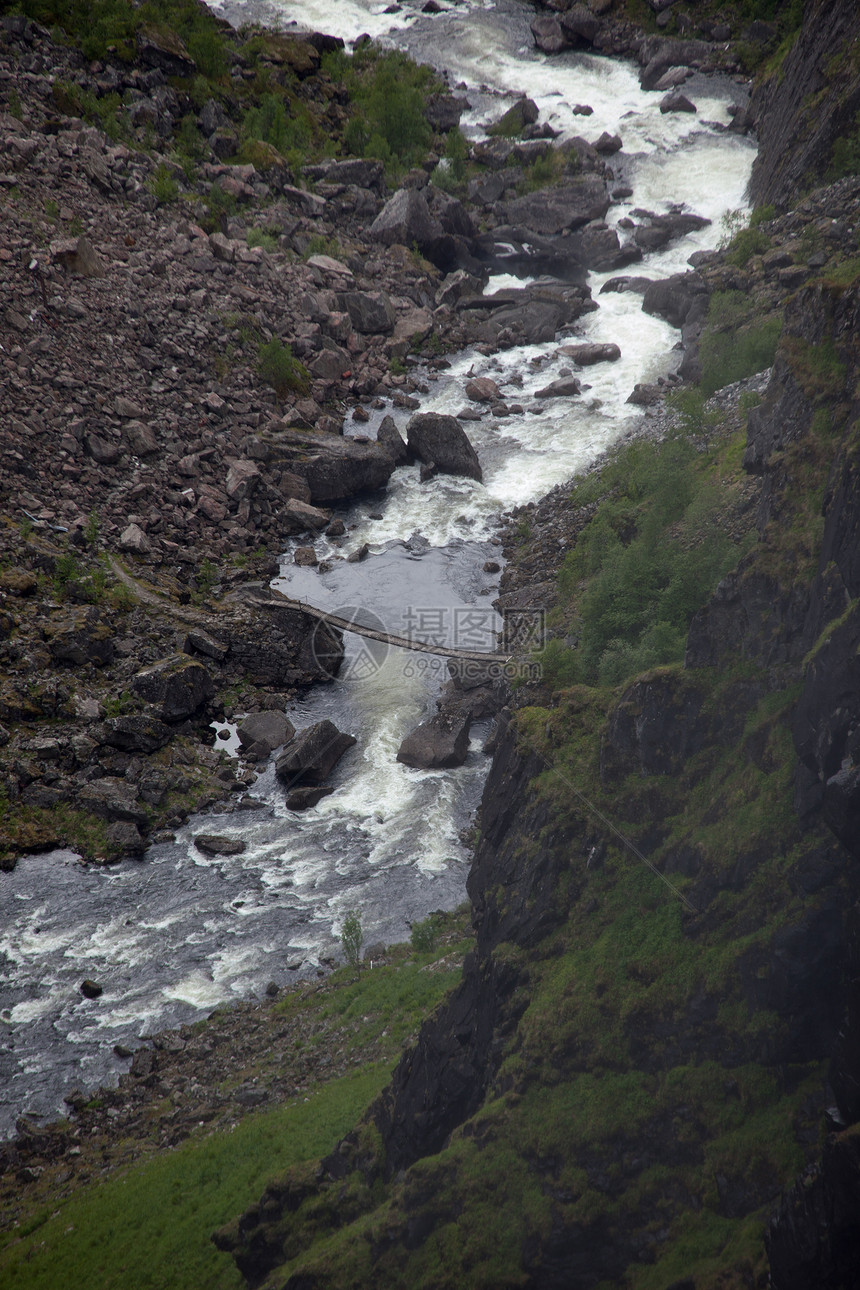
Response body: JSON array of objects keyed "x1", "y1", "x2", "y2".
[{"x1": 0, "y1": 0, "x2": 756, "y2": 1135}]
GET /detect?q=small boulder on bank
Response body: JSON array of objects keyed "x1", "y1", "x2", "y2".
[
  {"x1": 275, "y1": 719, "x2": 357, "y2": 786},
  {"x1": 406, "y1": 412, "x2": 482, "y2": 482},
  {"x1": 237, "y1": 711, "x2": 295, "y2": 759}
]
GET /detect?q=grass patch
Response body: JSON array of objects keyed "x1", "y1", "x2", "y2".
[{"x1": 0, "y1": 1068, "x2": 389, "y2": 1290}]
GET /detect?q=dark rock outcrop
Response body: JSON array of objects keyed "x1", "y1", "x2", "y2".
[
  {"x1": 405, "y1": 412, "x2": 482, "y2": 482},
  {"x1": 502, "y1": 175, "x2": 610, "y2": 235},
  {"x1": 263, "y1": 426, "x2": 396, "y2": 502},
  {"x1": 275, "y1": 719, "x2": 356, "y2": 786},
  {"x1": 131, "y1": 655, "x2": 215, "y2": 721},
  {"x1": 749, "y1": 0, "x2": 860, "y2": 209}
]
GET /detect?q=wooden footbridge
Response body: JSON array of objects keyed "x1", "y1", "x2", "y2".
[{"x1": 260, "y1": 589, "x2": 514, "y2": 665}]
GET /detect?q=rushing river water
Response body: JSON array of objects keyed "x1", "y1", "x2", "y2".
[{"x1": 0, "y1": 0, "x2": 757, "y2": 1136}]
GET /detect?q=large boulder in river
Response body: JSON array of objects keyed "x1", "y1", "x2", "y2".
[
  {"x1": 502, "y1": 175, "x2": 609, "y2": 235},
  {"x1": 377, "y1": 415, "x2": 408, "y2": 465},
  {"x1": 534, "y1": 376, "x2": 582, "y2": 400},
  {"x1": 406, "y1": 413, "x2": 483, "y2": 482},
  {"x1": 642, "y1": 271, "x2": 708, "y2": 328},
  {"x1": 131, "y1": 655, "x2": 215, "y2": 720},
  {"x1": 275, "y1": 720, "x2": 356, "y2": 786},
  {"x1": 557, "y1": 342, "x2": 621, "y2": 365},
  {"x1": 264, "y1": 426, "x2": 395, "y2": 502},
  {"x1": 638, "y1": 37, "x2": 714, "y2": 91},
  {"x1": 397, "y1": 708, "x2": 473, "y2": 769}
]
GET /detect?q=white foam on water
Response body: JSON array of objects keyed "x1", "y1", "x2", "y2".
[{"x1": 163, "y1": 970, "x2": 227, "y2": 1009}]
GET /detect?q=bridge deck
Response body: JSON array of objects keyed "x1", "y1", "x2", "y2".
[{"x1": 278, "y1": 597, "x2": 512, "y2": 664}]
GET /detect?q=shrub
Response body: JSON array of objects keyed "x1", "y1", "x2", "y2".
[
  {"x1": 699, "y1": 315, "x2": 782, "y2": 395},
  {"x1": 411, "y1": 915, "x2": 440, "y2": 954},
  {"x1": 186, "y1": 27, "x2": 228, "y2": 79},
  {"x1": 243, "y1": 92, "x2": 312, "y2": 156},
  {"x1": 146, "y1": 162, "x2": 180, "y2": 205},
  {"x1": 257, "y1": 337, "x2": 310, "y2": 396},
  {"x1": 827, "y1": 110, "x2": 860, "y2": 180},
  {"x1": 247, "y1": 226, "x2": 278, "y2": 252},
  {"x1": 339, "y1": 47, "x2": 436, "y2": 172},
  {"x1": 341, "y1": 912, "x2": 364, "y2": 977}
]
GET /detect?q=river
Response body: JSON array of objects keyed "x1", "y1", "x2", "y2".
[{"x1": 0, "y1": 0, "x2": 756, "y2": 1136}]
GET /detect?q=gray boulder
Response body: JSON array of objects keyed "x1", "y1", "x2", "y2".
[
  {"x1": 559, "y1": 4, "x2": 603, "y2": 44},
  {"x1": 530, "y1": 14, "x2": 566, "y2": 54},
  {"x1": 503, "y1": 175, "x2": 609, "y2": 235},
  {"x1": 337, "y1": 290, "x2": 396, "y2": 335},
  {"x1": 377, "y1": 415, "x2": 408, "y2": 465},
  {"x1": 642, "y1": 272, "x2": 708, "y2": 328},
  {"x1": 557, "y1": 342, "x2": 621, "y2": 365},
  {"x1": 194, "y1": 834, "x2": 247, "y2": 856},
  {"x1": 370, "y1": 188, "x2": 442, "y2": 252},
  {"x1": 265, "y1": 426, "x2": 396, "y2": 502},
  {"x1": 286, "y1": 785, "x2": 334, "y2": 811},
  {"x1": 103, "y1": 714, "x2": 173, "y2": 754},
  {"x1": 660, "y1": 92, "x2": 697, "y2": 114},
  {"x1": 534, "y1": 376, "x2": 582, "y2": 399},
  {"x1": 406, "y1": 413, "x2": 483, "y2": 482},
  {"x1": 238, "y1": 711, "x2": 295, "y2": 757},
  {"x1": 397, "y1": 709, "x2": 472, "y2": 769},
  {"x1": 275, "y1": 719, "x2": 357, "y2": 786}
]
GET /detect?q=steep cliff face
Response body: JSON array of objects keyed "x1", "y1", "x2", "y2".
[{"x1": 749, "y1": 0, "x2": 860, "y2": 209}]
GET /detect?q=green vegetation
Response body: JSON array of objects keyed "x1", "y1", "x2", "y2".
[
  {"x1": 145, "y1": 162, "x2": 180, "y2": 205},
  {"x1": 536, "y1": 422, "x2": 753, "y2": 687},
  {"x1": 340, "y1": 911, "x2": 364, "y2": 976},
  {"x1": 256, "y1": 337, "x2": 310, "y2": 397},
  {"x1": 13, "y1": 0, "x2": 229, "y2": 65},
  {"x1": 827, "y1": 108, "x2": 860, "y2": 180},
  {"x1": 699, "y1": 290, "x2": 782, "y2": 394},
  {"x1": 0, "y1": 791, "x2": 114, "y2": 866},
  {"x1": 325, "y1": 45, "x2": 440, "y2": 175},
  {"x1": 0, "y1": 1068, "x2": 389, "y2": 1290},
  {"x1": 0, "y1": 915, "x2": 472, "y2": 1283},
  {"x1": 246, "y1": 226, "x2": 278, "y2": 252},
  {"x1": 410, "y1": 913, "x2": 441, "y2": 954}
]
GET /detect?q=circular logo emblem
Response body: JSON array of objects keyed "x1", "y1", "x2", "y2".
[{"x1": 311, "y1": 605, "x2": 390, "y2": 681}]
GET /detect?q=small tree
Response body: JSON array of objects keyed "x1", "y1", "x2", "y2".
[{"x1": 340, "y1": 911, "x2": 363, "y2": 978}]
